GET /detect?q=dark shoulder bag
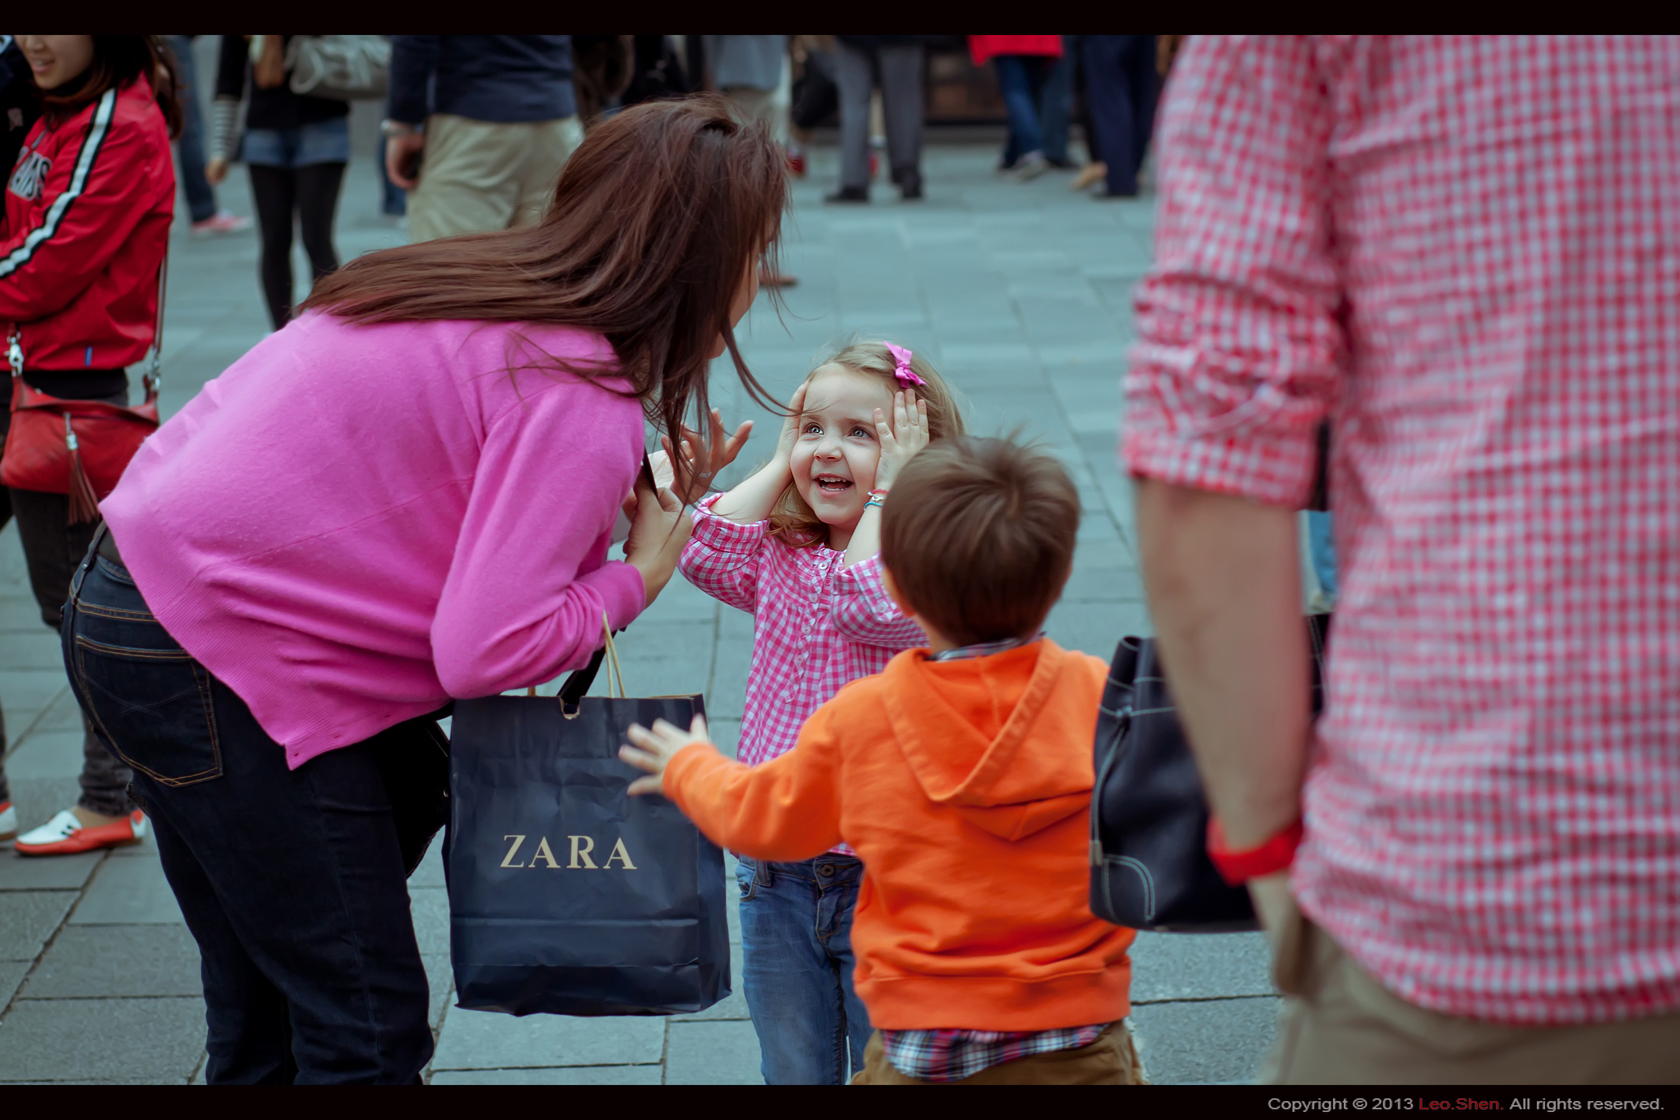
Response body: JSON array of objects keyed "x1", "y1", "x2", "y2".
[{"x1": 1089, "y1": 614, "x2": 1330, "y2": 932}]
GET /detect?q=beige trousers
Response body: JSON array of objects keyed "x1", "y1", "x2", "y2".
[
  {"x1": 407, "y1": 113, "x2": 584, "y2": 243},
  {"x1": 1269, "y1": 897, "x2": 1680, "y2": 1084}
]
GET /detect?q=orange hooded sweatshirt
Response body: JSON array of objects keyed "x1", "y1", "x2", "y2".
[{"x1": 664, "y1": 638, "x2": 1135, "y2": 1031}]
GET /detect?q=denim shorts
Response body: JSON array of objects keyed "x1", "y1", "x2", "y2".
[{"x1": 242, "y1": 117, "x2": 350, "y2": 169}]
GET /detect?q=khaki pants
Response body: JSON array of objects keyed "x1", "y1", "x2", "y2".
[
  {"x1": 852, "y1": 1022, "x2": 1145, "y2": 1085},
  {"x1": 407, "y1": 113, "x2": 584, "y2": 243},
  {"x1": 1270, "y1": 898, "x2": 1680, "y2": 1084}
]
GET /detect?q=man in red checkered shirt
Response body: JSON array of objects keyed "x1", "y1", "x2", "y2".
[{"x1": 1124, "y1": 37, "x2": 1680, "y2": 1082}]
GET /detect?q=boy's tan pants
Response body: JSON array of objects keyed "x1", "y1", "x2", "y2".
[
  {"x1": 852, "y1": 1022, "x2": 1145, "y2": 1085},
  {"x1": 1270, "y1": 898, "x2": 1680, "y2": 1084},
  {"x1": 407, "y1": 113, "x2": 584, "y2": 243}
]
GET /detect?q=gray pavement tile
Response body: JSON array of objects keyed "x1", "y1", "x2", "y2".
[
  {"x1": 0, "y1": 672, "x2": 74, "y2": 737},
  {"x1": 70, "y1": 857, "x2": 184, "y2": 924},
  {"x1": 664, "y1": 1019, "x2": 764, "y2": 1084},
  {"x1": 409, "y1": 886, "x2": 449, "y2": 957},
  {"x1": 0, "y1": 631, "x2": 61, "y2": 672},
  {"x1": 0, "y1": 996, "x2": 206, "y2": 1083},
  {"x1": 0, "y1": 851, "x2": 102, "y2": 892},
  {"x1": 19, "y1": 688, "x2": 84, "y2": 733},
  {"x1": 1130, "y1": 931, "x2": 1276, "y2": 1004},
  {"x1": 1131, "y1": 996, "x2": 1282, "y2": 1085},
  {"x1": 410, "y1": 837, "x2": 446, "y2": 887},
  {"x1": 0, "y1": 892, "x2": 76, "y2": 960},
  {"x1": 431, "y1": 1064, "x2": 664, "y2": 1084},
  {"x1": 0, "y1": 961, "x2": 29, "y2": 1010},
  {"x1": 22, "y1": 924, "x2": 201, "y2": 998},
  {"x1": 2, "y1": 729, "x2": 85, "y2": 780},
  {"x1": 423, "y1": 953, "x2": 454, "y2": 1032},
  {"x1": 1045, "y1": 599, "x2": 1153, "y2": 655},
  {"x1": 431, "y1": 1008, "x2": 664, "y2": 1070}
]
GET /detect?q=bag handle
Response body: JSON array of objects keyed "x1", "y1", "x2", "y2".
[
  {"x1": 544, "y1": 612, "x2": 626, "y2": 715},
  {"x1": 142, "y1": 249, "x2": 167, "y2": 403}
]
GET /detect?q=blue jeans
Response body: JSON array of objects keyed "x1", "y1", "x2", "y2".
[
  {"x1": 736, "y1": 855, "x2": 872, "y2": 1084},
  {"x1": 993, "y1": 55, "x2": 1053, "y2": 163},
  {"x1": 242, "y1": 117, "x2": 351, "y2": 169},
  {"x1": 1083, "y1": 35, "x2": 1159, "y2": 196},
  {"x1": 62, "y1": 531, "x2": 444, "y2": 1083},
  {"x1": 167, "y1": 35, "x2": 217, "y2": 223}
]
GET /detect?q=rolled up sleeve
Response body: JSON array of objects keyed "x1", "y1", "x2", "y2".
[{"x1": 1121, "y1": 35, "x2": 1345, "y2": 508}]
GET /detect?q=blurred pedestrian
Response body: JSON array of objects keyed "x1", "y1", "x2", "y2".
[
  {"x1": 1081, "y1": 36, "x2": 1157, "y2": 198},
  {"x1": 1128, "y1": 36, "x2": 1680, "y2": 1082},
  {"x1": 209, "y1": 36, "x2": 349, "y2": 330},
  {"x1": 1039, "y1": 36, "x2": 1076, "y2": 168},
  {"x1": 385, "y1": 36, "x2": 582, "y2": 243},
  {"x1": 970, "y1": 36, "x2": 1063, "y2": 180},
  {"x1": 705, "y1": 36, "x2": 796, "y2": 286},
  {"x1": 165, "y1": 36, "x2": 249, "y2": 235},
  {"x1": 0, "y1": 34, "x2": 30, "y2": 846},
  {"x1": 69, "y1": 97, "x2": 780, "y2": 1085},
  {"x1": 1, "y1": 36, "x2": 179, "y2": 856},
  {"x1": 829, "y1": 36, "x2": 925, "y2": 203},
  {"x1": 572, "y1": 35, "x2": 633, "y2": 129}
]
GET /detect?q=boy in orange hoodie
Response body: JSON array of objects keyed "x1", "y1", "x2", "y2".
[{"x1": 621, "y1": 437, "x2": 1139, "y2": 1085}]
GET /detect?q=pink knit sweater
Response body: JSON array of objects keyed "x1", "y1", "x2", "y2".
[{"x1": 101, "y1": 312, "x2": 648, "y2": 768}]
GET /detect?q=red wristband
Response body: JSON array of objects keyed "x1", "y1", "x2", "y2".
[{"x1": 1206, "y1": 815, "x2": 1303, "y2": 886}]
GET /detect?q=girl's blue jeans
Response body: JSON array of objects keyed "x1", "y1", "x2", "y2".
[{"x1": 736, "y1": 854, "x2": 873, "y2": 1084}]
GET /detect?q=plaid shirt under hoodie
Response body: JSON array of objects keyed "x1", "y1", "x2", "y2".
[{"x1": 677, "y1": 495, "x2": 925, "y2": 854}]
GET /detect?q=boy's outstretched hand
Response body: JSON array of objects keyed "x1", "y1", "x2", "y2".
[{"x1": 620, "y1": 715, "x2": 714, "y2": 796}]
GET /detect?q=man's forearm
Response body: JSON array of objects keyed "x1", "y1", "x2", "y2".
[{"x1": 1134, "y1": 479, "x2": 1310, "y2": 850}]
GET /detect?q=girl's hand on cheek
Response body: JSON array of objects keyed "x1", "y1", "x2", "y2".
[
  {"x1": 872, "y1": 390, "x2": 930, "y2": 489},
  {"x1": 774, "y1": 380, "x2": 810, "y2": 467}
]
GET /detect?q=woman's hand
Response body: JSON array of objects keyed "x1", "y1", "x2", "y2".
[
  {"x1": 657, "y1": 407, "x2": 753, "y2": 504},
  {"x1": 708, "y1": 380, "x2": 807, "y2": 524},
  {"x1": 623, "y1": 474, "x2": 693, "y2": 604},
  {"x1": 206, "y1": 157, "x2": 230, "y2": 185},
  {"x1": 619, "y1": 714, "x2": 714, "y2": 796},
  {"x1": 870, "y1": 389, "x2": 930, "y2": 489}
]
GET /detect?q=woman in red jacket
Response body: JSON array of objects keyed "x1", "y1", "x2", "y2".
[{"x1": 0, "y1": 35, "x2": 179, "y2": 855}]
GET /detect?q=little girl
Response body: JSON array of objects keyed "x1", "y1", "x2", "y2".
[{"x1": 679, "y1": 339, "x2": 964, "y2": 1084}]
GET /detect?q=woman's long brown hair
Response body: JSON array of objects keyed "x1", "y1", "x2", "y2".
[
  {"x1": 40, "y1": 36, "x2": 183, "y2": 138},
  {"x1": 301, "y1": 96, "x2": 787, "y2": 494}
]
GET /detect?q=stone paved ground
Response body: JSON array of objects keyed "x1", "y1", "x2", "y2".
[{"x1": 0, "y1": 128, "x2": 1278, "y2": 1084}]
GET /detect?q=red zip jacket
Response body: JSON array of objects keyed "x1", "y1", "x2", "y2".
[{"x1": 1, "y1": 77, "x2": 173, "y2": 371}]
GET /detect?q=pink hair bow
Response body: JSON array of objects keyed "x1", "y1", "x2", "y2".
[{"x1": 885, "y1": 343, "x2": 926, "y2": 388}]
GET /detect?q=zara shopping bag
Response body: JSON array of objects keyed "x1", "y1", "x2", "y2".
[{"x1": 446, "y1": 620, "x2": 731, "y2": 1016}]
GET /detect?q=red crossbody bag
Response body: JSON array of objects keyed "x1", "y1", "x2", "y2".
[{"x1": 2, "y1": 256, "x2": 165, "y2": 524}]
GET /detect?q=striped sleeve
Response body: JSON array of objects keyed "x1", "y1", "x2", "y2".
[{"x1": 0, "y1": 89, "x2": 162, "y2": 321}]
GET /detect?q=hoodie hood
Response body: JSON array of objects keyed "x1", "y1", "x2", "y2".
[{"x1": 879, "y1": 640, "x2": 1095, "y2": 841}]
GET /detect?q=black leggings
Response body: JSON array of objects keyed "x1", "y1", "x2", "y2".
[{"x1": 249, "y1": 162, "x2": 346, "y2": 331}]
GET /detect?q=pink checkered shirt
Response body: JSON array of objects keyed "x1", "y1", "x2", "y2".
[
  {"x1": 680, "y1": 497, "x2": 925, "y2": 853},
  {"x1": 1123, "y1": 36, "x2": 1680, "y2": 1024}
]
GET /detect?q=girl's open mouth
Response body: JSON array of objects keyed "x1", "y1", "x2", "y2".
[{"x1": 815, "y1": 475, "x2": 854, "y2": 494}]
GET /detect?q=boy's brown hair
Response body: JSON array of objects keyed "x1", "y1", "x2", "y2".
[{"x1": 881, "y1": 437, "x2": 1080, "y2": 646}]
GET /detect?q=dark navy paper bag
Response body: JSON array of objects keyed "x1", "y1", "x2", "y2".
[{"x1": 445, "y1": 683, "x2": 731, "y2": 1017}]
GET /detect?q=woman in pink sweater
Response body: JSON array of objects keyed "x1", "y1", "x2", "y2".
[{"x1": 59, "y1": 98, "x2": 784, "y2": 1084}]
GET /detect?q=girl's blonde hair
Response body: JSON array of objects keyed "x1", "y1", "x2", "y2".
[{"x1": 770, "y1": 340, "x2": 966, "y2": 548}]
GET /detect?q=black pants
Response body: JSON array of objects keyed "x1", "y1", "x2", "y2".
[
  {"x1": 64, "y1": 535, "x2": 446, "y2": 1082},
  {"x1": 249, "y1": 162, "x2": 346, "y2": 331},
  {"x1": 1083, "y1": 35, "x2": 1159, "y2": 196}
]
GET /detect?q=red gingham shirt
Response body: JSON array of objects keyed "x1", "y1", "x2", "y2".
[
  {"x1": 1123, "y1": 36, "x2": 1680, "y2": 1024},
  {"x1": 680, "y1": 497, "x2": 925, "y2": 854}
]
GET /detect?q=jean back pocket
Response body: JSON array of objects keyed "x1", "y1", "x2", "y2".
[{"x1": 74, "y1": 634, "x2": 223, "y2": 787}]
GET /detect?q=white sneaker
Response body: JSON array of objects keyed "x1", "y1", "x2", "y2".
[
  {"x1": 15, "y1": 807, "x2": 146, "y2": 856},
  {"x1": 0, "y1": 800, "x2": 16, "y2": 845}
]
